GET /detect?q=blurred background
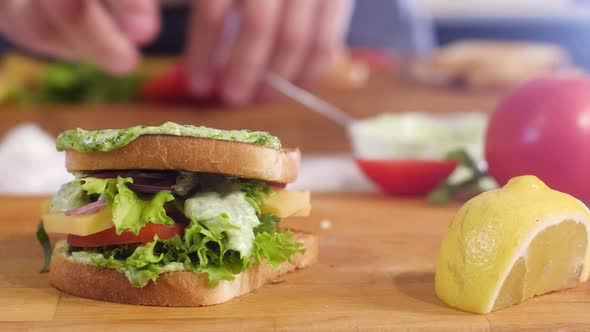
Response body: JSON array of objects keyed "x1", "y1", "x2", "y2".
[{"x1": 1, "y1": 0, "x2": 589, "y2": 198}]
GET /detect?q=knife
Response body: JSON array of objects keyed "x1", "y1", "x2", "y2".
[{"x1": 263, "y1": 71, "x2": 355, "y2": 128}]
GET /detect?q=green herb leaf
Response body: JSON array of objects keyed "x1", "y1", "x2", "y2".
[
  {"x1": 36, "y1": 219, "x2": 51, "y2": 273},
  {"x1": 427, "y1": 149, "x2": 490, "y2": 205}
]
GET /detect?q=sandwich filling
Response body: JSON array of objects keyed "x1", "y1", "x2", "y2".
[
  {"x1": 56, "y1": 122, "x2": 281, "y2": 152},
  {"x1": 40, "y1": 171, "x2": 309, "y2": 287}
]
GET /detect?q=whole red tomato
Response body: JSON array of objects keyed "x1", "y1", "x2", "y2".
[{"x1": 485, "y1": 76, "x2": 590, "y2": 202}]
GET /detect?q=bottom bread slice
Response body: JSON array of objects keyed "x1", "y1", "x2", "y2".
[{"x1": 49, "y1": 232, "x2": 318, "y2": 306}]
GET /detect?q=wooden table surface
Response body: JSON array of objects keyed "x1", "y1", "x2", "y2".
[{"x1": 2, "y1": 194, "x2": 590, "y2": 331}]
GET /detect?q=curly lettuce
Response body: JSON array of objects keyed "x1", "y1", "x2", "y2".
[
  {"x1": 75, "y1": 177, "x2": 175, "y2": 235},
  {"x1": 70, "y1": 214, "x2": 303, "y2": 287},
  {"x1": 239, "y1": 179, "x2": 275, "y2": 214}
]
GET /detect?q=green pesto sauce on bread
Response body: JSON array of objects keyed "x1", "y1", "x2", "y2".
[{"x1": 56, "y1": 122, "x2": 282, "y2": 152}]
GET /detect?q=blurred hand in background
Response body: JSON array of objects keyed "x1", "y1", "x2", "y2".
[
  {"x1": 0, "y1": 0, "x2": 354, "y2": 105},
  {"x1": 0, "y1": 0, "x2": 160, "y2": 74},
  {"x1": 186, "y1": 0, "x2": 354, "y2": 104}
]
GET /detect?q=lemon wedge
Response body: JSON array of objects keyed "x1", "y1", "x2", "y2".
[{"x1": 435, "y1": 175, "x2": 590, "y2": 314}]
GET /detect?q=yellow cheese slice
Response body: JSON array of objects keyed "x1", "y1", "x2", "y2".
[
  {"x1": 262, "y1": 189, "x2": 311, "y2": 218},
  {"x1": 42, "y1": 208, "x2": 114, "y2": 236},
  {"x1": 41, "y1": 199, "x2": 52, "y2": 214},
  {"x1": 293, "y1": 204, "x2": 311, "y2": 217}
]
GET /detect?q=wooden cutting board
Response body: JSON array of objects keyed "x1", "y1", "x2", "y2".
[{"x1": 2, "y1": 194, "x2": 590, "y2": 331}]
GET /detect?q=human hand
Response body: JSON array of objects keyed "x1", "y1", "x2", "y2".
[
  {"x1": 0, "y1": 0, "x2": 160, "y2": 75},
  {"x1": 185, "y1": 0, "x2": 355, "y2": 105}
]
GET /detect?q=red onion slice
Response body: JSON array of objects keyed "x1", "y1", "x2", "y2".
[
  {"x1": 127, "y1": 183, "x2": 174, "y2": 193},
  {"x1": 65, "y1": 199, "x2": 107, "y2": 216},
  {"x1": 84, "y1": 171, "x2": 178, "y2": 181}
]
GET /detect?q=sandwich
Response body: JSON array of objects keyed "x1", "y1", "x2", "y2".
[{"x1": 38, "y1": 122, "x2": 317, "y2": 306}]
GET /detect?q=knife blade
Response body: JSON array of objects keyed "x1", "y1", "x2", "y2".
[{"x1": 263, "y1": 71, "x2": 355, "y2": 128}]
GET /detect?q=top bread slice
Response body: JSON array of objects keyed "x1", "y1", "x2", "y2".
[{"x1": 65, "y1": 135, "x2": 301, "y2": 184}]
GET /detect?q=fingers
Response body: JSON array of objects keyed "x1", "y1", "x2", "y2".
[
  {"x1": 221, "y1": 0, "x2": 282, "y2": 105},
  {"x1": 183, "y1": 0, "x2": 353, "y2": 104},
  {"x1": 185, "y1": 0, "x2": 234, "y2": 95},
  {"x1": 40, "y1": 0, "x2": 139, "y2": 74},
  {"x1": 263, "y1": 0, "x2": 315, "y2": 96},
  {"x1": 0, "y1": 0, "x2": 150, "y2": 74},
  {"x1": 0, "y1": 0, "x2": 74, "y2": 59},
  {"x1": 299, "y1": 0, "x2": 354, "y2": 83},
  {"x1": 104, "y1": 0, "x2": 160, "y2": 45}
]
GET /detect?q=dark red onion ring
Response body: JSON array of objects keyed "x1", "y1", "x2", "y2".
[
  {"x1": 83, "y1": 171, "x2": 178, "y2": 181},
  {"x1": 127, "y1": 183, "x2": 174, "y2": 193}
]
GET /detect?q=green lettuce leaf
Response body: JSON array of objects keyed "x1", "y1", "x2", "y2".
[
  {"x1": 88, "y1": 252, "x2": 126, "y2": 270},
  {"x1": 113, "y1": 181, "x2": 175, "y2": 235},
  {"x1": 198, "y1": 265, "x2": 237, "y2": 284},
  {"x1": 75, "y1": 177, "x2": 116, "y2": 196},
  {"x1": 126, "y1": 237, "x2": 164, "y2": 268},
  {"x1": 190, "y1": 174, "x2": 274, "y2": 214},
  {"x1": 122, "y1": 239, "x2": 165, "y2": 287},
  {"x1": 75, "y1": 177, "x2": 175, "y2": 235},
  {"x1": 111, "y1": 179, "x2": 143, "y2": 234},
  {"x1": 142, "y1": 191, "x2": 176, "y2": 226},
  {"x1": 74, "y1": 177, "x2": 120, "y2": 206},
  {"x1": 199, "y1": 214, "x2": 239, "y2": 243},
  {"x1": 238, "y1": 180, "x2": 275, "y2": 214},
  {"x1": 184, "y1": 189, "x2": 259, "y2": 258},
  {"x1": 179, "y1": 215, "x2": 249, "y2": 285},
  {"x1": 252, "y1": 231, "x2": 304, "y2": 268},
  {"x1": 81, "y1": 241, "x2": 164, "y2": 288}
]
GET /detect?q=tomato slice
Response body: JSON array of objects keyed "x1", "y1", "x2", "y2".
[
  {"x1": 267, "y1": 181, "x2": 287, "y2": 189},
  {"x1": 139, "y1": 62, "x2": 223, "y2": 105},
  {"x1": 355, "y1": 159, "x2": 458, "y2": 196},
  {"x1": 68, "y1": 223, "x2": 185, "y2": 248}
]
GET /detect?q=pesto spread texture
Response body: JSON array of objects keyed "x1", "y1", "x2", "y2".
[{"x1": 56, "y1": 122, "x2": 282, "y2": 152}]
